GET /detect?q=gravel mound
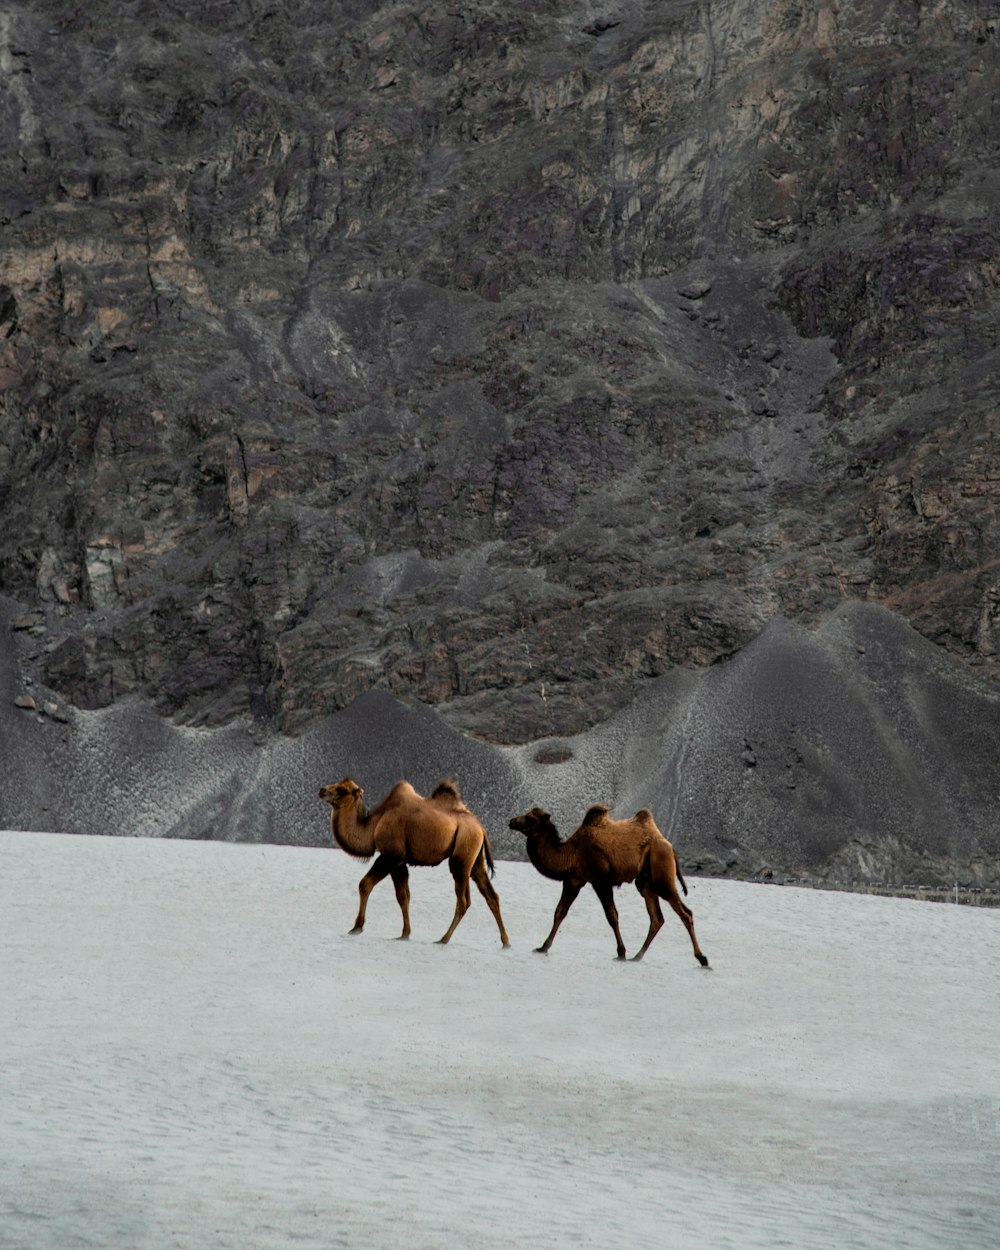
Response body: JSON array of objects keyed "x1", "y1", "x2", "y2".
[{"x1": 3, "y1": 597, "x2": 1000, "y2": 885}]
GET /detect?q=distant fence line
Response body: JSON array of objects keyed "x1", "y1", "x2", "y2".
[{"x1": 753, "y1": 878, "x2": 1000, "y2": 908}]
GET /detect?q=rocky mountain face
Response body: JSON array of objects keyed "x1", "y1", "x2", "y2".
[{"x1": 1, "y1": 2, "x2": 1000, "y2": 879}]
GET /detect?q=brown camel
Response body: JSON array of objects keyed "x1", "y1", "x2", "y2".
[
  {"x1": 509, "y1": 804, "x2": 709, "y2": 965},
  {"x1": 318, "y1": 777, "x2": 510, "y2": 947}
]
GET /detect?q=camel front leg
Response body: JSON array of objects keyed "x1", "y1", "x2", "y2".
[
  {"x1": 437, "y1": 862, "x2": 472, "y2": 945},
  {"x1": 390, "y1": 864, "x2": 411, "y2": 940},
  {"x1": 536, "y1": 880, "x2": 583, "y2": 954},
  {"x1": 351, "y1": 854, "x2": 395, "y2": 934},
  {"x1": 471, "y1": 853, "x2": 511, "y2": 948},
  {"x1": 631, "y1": 885, "x2": 664, "y2": 961},
  {"x1": 591, "y1": 880, "x2": 628, "y2": 959}
]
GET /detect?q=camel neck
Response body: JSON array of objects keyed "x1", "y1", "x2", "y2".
[
  {"x1": 331, "y1": 802, "x2": 377, "y2": 857},
  {"x1": 525, "y1": 828, "x2": 572, "y2": 880}
]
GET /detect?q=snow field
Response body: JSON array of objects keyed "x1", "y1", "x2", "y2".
[{"x1": 2, "y1": 831, "x2": 998, "y2": 1250}]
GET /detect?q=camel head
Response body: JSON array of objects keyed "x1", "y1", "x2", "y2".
[
  {"x1": 318, "y1": 778, "x2": 363, "y2": 809},
  {"x1": 508, "y1": 806, "x2": 556, "y2": 839}
]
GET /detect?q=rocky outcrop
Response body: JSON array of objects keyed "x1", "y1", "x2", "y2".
[
  {"x1": 0, "y1": 0, "x2": 998, "y2": 756},
  {"x1": 4, "y1": 595, "x2": 1000, "y2": 891}
]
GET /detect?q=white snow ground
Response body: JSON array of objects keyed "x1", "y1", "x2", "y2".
[{"x1": 2, "y1": 830, "x2": 998, "y2": 1250}]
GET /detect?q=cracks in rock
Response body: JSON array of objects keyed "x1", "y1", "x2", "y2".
[
  {"x1": 603, "y1": 85, "x2": 634, "y2": 281},
  {"x1": 235, "y1": 433, "x2": 249, "y2": 497},
  {"x1": 0, "y1": 13, "x2": 39, "y2": 152},
  {"x1": 140, "y1": 215, "x2": 163, "y2": 320},
  {"x1": 696, "y1": 0, "x2": 723, "y2": 260}
]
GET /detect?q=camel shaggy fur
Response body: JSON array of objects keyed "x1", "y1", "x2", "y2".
[
  {"x1": 319, "y1": 777, "x2": 510, "y2": 947},
  {"x1": 509, "y1": 804, "x2": 709, "y2": 965}
]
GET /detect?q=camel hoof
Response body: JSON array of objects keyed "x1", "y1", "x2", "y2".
[
  {"x1": 533, "y1": 947, "x2": 549, "y2": 955},
  {"x1": 630, "y1": 953, "x2": 645, "y2": 962},
  {"x1": 697, "y1": 954, "x2": 710, "y2": 967},
  {"x1": 348, "y1": 926, "x2": 364, "y2": 935},
  {"x1": 396, "y1": 934, "x2": 410, "y2": 942}
]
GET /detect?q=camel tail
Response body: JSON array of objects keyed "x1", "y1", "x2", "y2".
[
  {"x1": 481, "y1": 828, "x2": 497, "y2": 878},
  {"x1": 676, "y1": 865, "x2": 689, "y2": 896}
]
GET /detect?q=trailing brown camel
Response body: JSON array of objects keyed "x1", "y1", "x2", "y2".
[
  {"x1": 509, "y1": 804, "x2": 709, "y2": 965},
  {"x1": 318, "y1": 777, "x2": 510, "y2": 947}
]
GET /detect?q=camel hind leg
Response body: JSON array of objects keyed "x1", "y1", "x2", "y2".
[
  {"x1": 649, "y1": 843, "x2": 710, "y2": 966},
  {"x1": 437, "y1": 857, "x2": 473, "y2": 945},
  {"x1": 471, "y1": 851, "x2": 511, "y2": 947},
  {"x1": 631, "y1": 880, "x2": 665, "y2": 962},
  {"x1": 665, "y1": 889, "x2": 709, "y2": 966}
]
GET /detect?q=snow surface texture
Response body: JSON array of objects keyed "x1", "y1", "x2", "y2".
[{"x1": 2, "y1": 830, "x2": 998, "y2": 1250}]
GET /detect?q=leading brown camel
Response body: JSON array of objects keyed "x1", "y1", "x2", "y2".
[
  {"x1": 509, "y1": 804, "x2": 709, "y2": 965},
  {"x1": 319, "y1": 777, "x2": 510, "y2": 947}
]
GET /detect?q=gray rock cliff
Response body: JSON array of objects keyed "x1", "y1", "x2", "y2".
[{"x1": 1, "y1": 1, "x2": 999, "y2": 884}]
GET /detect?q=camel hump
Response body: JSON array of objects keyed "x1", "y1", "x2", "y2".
[
  {"x1": 386, "y1": 780, "x2": 419, "y2": 801},
  {"x1": 634, "y1": 808, "x2": 655, "y2": 825},
  {"x1": 430, "y1": 779, "x2": 468, "y2": 810},
  {"x1": 581, "y1": 803, "x2": 611, "y2": 826}
]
